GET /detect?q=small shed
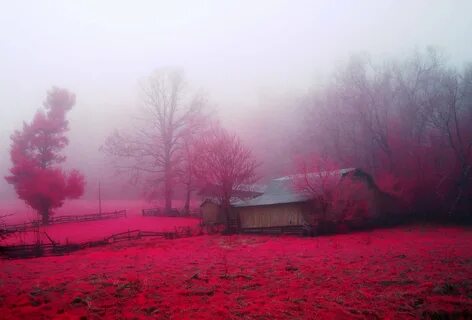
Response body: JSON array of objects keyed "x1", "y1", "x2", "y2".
[{"x1": 200, "y1": 199, "x2": 225, "y2": 225}]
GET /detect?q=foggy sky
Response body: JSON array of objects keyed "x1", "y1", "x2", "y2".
[{"x1": 1, "y1": 0, "x2": 472, "y2": 199}]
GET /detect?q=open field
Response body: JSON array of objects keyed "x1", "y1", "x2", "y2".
[{"x1": 1, "y1": 226, "x2": 471, "y2": 319}]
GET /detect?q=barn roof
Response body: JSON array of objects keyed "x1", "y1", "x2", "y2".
[
  {"x1": 200, "y1": 198, "x2": 221, "y2": 207},
  {"x1": 200, "y1": 196, "x2": 253, "y2": 207},
  {"x1": 198, "y1": 183, "x2": 266, "y2": 198},
  {"x1": 232, "y1": 168, "x2": 358, "y2": 208}
]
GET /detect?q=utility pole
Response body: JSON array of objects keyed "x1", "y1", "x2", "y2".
[{"x1": 98, "y1": 180, "x2": 102, "y2": 215}]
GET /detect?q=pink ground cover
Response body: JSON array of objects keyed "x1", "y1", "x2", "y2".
[
  {"x1": 1, "y1": 226, "x2": 471, "y2": 319},
  {"x1": 1, "y1": 199, "x2": 201, "y2": 245}
]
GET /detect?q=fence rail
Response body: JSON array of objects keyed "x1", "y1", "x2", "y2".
[
  {"x1": 0, "y1": 226, "x2": 197, "y2": 259},
  {"x1": 142, "y1": 207, "x2": 201, "y2": 217},
  {"x1": 142, "y1": 208, "x2": 162, "y2": 216},
  {"x1": 1, "y1": 210, "x2": 127, "y2": 233},
  {"x1": 142, "y1": 207, "x2": 180, "y2": 217},
  {"x1": 240, "y1": 225, "x2": 308, "y2": 235}
]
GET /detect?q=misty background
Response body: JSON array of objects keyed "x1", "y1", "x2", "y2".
[{"x1": 1, "y1": 0, "x2": 472, "y2": 201}]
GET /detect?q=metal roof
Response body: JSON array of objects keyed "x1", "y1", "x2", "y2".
[{"x1": 232, "y1": 168, "x2": 357, "y2": 208}]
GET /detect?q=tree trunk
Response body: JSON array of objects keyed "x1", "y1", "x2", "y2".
[
  {"x1": 222, "y1": 195, "x2": 238, "y2": 233},
  {"x1": 163, "y1": 159, "x2": 173, "y2": 214},
  {"x1": 224, "y1": 202, "x2": 231, "y2": 230},
  {"x1": 184, "y1": 188, "x2": 191, "y2": 215},
  {"x1": 448, "y1": 164, "x2": 471, "y2": 215},
  {"x1": 164, "y1": 185, "x2": 172, "y2": 214},
  {"x1": 41, "y1": 209, "x2": 50, "y2": 225}
]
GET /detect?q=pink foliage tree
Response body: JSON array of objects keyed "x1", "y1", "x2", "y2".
[
  {"x1": 294, "y1": 155, "x2": 372, "y2": 225},
  {"x1": 5, "y1": 88, "x2": 85, "y2": 225},
  {"x1": 193, "y1": 125, "x2": 260, "y2": 222}
]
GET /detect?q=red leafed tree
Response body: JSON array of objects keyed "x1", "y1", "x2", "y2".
[
  {"x1": 294, "y1": 155, "x2": 366, "y2": 223},
  {"x1": 5, "y1": 88, "x2": 85, "y2": 225},
  {"x1": 293, "y1": 155, "x2": 341, "y2": 217},
  {"x1": 193, "y1": 125, "x2": 260, "y2": 220}
]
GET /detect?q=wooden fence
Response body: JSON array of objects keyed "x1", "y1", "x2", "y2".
[
  {"x1": 0, "y1": 226, "x2": 197, "y2": 259},
  {"x1": 1, "y1": 210, "x2": 127, "y2": 233},
  {"x1": 240, "y1": 225, "x2": 309, "y2": 236},
  {"x1": 142, "y1": 207, "x2": 201, "y2": 217},
  {"x1": 49, "y1": 210, "x2": 127, "y2": 224},
  {"x1": 142, "y1": 207, "x2": 179, "y2": 217},
  {"x1": 142, "y1": 208, "x2": 162, "y2": 216}
]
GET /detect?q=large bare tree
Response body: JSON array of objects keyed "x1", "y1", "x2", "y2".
[{"x1": 103, "y1": 69, "x2": 204, "y2": 212}]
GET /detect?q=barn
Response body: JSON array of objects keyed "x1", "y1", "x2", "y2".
[{"x1": 232, "y1": 168, "x2": 395, "y2": 234}]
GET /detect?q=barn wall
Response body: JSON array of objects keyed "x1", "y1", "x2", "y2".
[
  {"x1": 202, "y1": 203, "x2": 223, "y2": 225},
  {"x1": 237, "y1": 203, "x2": 308, "y2": 228}
]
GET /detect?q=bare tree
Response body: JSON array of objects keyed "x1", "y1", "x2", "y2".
[
  {"x1": 102, "y1": 69, "x2": 204, "y2": 212},
  {"x1": 427, "y1": 66, "x2": 472, "y2": 213},
  {"x1": 193, "y1": 125, "x2": 260, "y2": 227},
  {"x1": 177, "y1": 103, "x2": 210, "y2": 214}
]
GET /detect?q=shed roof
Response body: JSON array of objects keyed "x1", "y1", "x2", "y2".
[
  {"x1": 200, "y1": 198, "x2": 221, "y2": 207},
  {"x1": 232, "y1": 168, "x2": 358, "y2": 208}
]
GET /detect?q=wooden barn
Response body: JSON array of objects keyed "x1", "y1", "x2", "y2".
[{"x1": 232, "y1": 168, "x2": 396, "y2": 234}]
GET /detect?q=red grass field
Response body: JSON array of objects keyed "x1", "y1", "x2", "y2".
[
  {"x1": 1, "y1": 199, "x2": 201, "y2": 245},
  {"x1": 1, "y1": 225, "x2": 471, "y2": 319}
]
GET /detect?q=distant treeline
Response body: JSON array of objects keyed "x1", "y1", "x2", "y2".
[{"x1": 295, "y1": 48, "x2": 471, "y2": 220}]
